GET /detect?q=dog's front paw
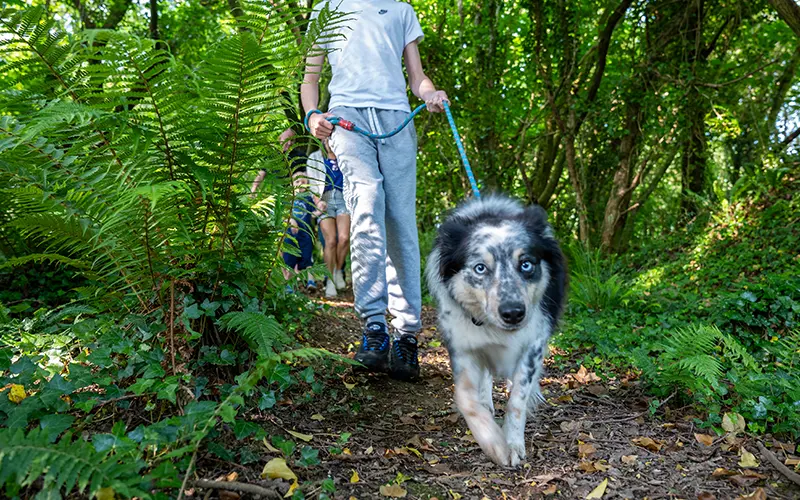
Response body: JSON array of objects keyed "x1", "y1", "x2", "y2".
[
  {"x1": 484, "y1": 439, "x2": 512, "y2": 467},
  {"x1": 507, "y1": 435, "x2": 526, "y2": 467}
]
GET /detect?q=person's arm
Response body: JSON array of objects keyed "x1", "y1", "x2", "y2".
[
  {"x1": 404, "y1": 41, "x2": 449, "y2": 113},
  {"x1": 301, "y1": 48, "x2": 334, "y2": 139}
]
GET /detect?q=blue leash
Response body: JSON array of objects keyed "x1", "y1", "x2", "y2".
[{"x1": 305, "y1": 102, "x2": 481, "y2": 199}]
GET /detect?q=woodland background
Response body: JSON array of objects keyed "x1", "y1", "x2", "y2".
[{"x1": 0, "y1": 0, "x2": 798, "y2": 497}]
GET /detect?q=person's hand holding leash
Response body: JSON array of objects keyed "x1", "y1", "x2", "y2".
[
  {"x1": 422, "y1": 90, "x2": 449, "y2": 113},
  {"x1": 308, "y1": 112, "x2": 334, "y2": 139}
]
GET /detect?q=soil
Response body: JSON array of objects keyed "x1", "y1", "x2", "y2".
[{"x1": 192, "y1": 293, "x2": 800, "y2": 500}]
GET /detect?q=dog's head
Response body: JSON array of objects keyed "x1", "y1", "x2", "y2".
[{"x1": 428, "y1": 196, "x2": 566, "y2": 331}]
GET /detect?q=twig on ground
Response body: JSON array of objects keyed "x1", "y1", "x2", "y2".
[
  {"x1": 756, "y1": 441, "x2": 800, "y2": 487},
  {"x1": 191, "y1": 479, "x2": 282, "y2": 499}
]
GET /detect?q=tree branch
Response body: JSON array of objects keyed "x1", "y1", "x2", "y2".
[
  {"x1": 191, "y1": 479, "x2": 282, "y2": 499},
  {"x1": 586, "y1": 0, "x2": 634, "y2": 103}
]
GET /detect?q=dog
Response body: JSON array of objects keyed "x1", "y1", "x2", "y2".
[{"x1": 425, "y1": 195, "x2": 566, "y2": 466}]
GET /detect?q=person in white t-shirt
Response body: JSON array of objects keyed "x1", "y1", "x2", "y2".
[{"x1": 302, "y1": 0, "x2": 448, "y2": 381}]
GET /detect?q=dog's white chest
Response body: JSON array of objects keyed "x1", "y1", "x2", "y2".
[{"x1": 444, "y1": 308, "x2": 550, "y2": 379}]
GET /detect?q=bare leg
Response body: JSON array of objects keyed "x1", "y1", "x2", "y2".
[
  {"x1": 319, "y1": 218, "x2": 338, "y2": 275},
  {"x1": 335, "y1": 214, "x2": 351, "y2": 270}
]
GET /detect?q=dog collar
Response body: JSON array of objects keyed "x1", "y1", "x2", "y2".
[{"x1": 471, "y1": 317, "x2": 484, "y2": 327}]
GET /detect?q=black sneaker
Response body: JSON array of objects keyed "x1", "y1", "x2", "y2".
[
  {"x1": 389, "y1": 334, "x2": 420, "y2": 382},
  {"x1": 354, "y1": 322, "x2": 390, "y2": 372}
]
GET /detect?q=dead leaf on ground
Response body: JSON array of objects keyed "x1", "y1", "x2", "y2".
[
  {"x1": 736, "y1": 488, "x2": 767, "y2": 500},
  {"x1": 632, "y1": 436, "x2": 664, "y2": 452},
  {"x1": 560, "y1": 420, "x2": 583, "y2": 433},
  {"x1": 445, "y1": 413, "x2": 459, "y2": 423},
  {"x1": 578, "y1": 460, "x2": 609, "y2": 473},
  {"x1": 261, "y1": 458, "x2": 298, "y2": 498},
  {"x1": 287, "y1": 430, "x2": 313, "y2": 442},
  {"x1": 586, "y1": 385, "x2": 609, "y2": 396},
  {"x1": 379, "y1": 484, "x2": 408, "y2": 498},
  {"x1": 572, "y1": 366, "x2": 601, "y2": 385},
  {"x1": 542, "y1": 484, "x2": 558, "y2": 495},
  {"x1": 578, "y1": 443, "x2": 597, "y2": 458},
  {"x1": 263, "y1": 438, "x2": 282, "y2": 454},
  {"x1": 728, "y1": 475, "x2": 761, "y2": 488},
  {"x1": 585, "y1": 478, "x2": 608, "y2": 499},
  {"x1": 785, "y1": 457, "x2": 800, "y2": 466},
  {"x1": 694, "y1": 433, "x2": 715, "y2": 446},
  {"x1": 697, "y1": 493, "x2": 716, "y2": 500},
  {"x1": 621, "y1": 455, "x2": 638, "y2": 465},
  {"x1": 219, "y1": 492, "x2": 239, "y2": 500},
  {"x1": 722, "y1": 412, "x2": 746, "y2": 435},
  {"x1": 310, "y1": 413, "x2": 325, "y2": 421},
  {"x1": 555, "y1": 394, "x2": 574, "y2": 403},
  {"x1": 711, "y1": 468, "x2": 737, "y2": 477},
  {"x1": 739, "y1": 448, "x2": 759, "y2": 468},
  {"x1": 350, "y1": 470, "x2": 360, "y2": 483},
  {"x1": 532, "y1": 474, "x2": 559, "y2": 486}
]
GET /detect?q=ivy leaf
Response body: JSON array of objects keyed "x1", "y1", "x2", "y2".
[
  {"x1": 297, "y1": 446, "x2": 320, "y2": 467},
  {"x1": 259, "y1": 391, "x2": 277, "y2": 410},
  {"x1": 40, "y1": 414, "x2": 75, "y2": 441}
]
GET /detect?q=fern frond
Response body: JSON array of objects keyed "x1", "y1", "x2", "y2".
[
  {"x1": 0, "y1": 428, "x2": 146, "y2": 497},
  {"x1": 220, "y1": 311, "x2": 290, "y2": 357},
  {"x1": 278, "y1": 347, "x2": 360, "y2": 366}
]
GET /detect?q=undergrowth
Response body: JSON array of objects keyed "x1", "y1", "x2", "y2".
[{"x1": 556, "y1": 175, "x2": 800, "y2": 437}]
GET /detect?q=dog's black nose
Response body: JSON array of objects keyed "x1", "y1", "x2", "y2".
[{"x1": 499, "y1": 303, "x2": 525, "y2": 324}]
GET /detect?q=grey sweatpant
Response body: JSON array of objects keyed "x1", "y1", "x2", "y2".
[{"x1": 328, "y1": 106, "x2": 421, "y2": 334}]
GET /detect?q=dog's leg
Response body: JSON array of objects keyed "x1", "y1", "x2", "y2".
[
  {"x1": 504, "y1": 344, "x2": 545, "y2": 466},
  {"x1": 454, "y1": 361, "x2": 510, "y2": 466},
  {"x1": 478, "y1": 369, "x2": 494, "y2": 416}
]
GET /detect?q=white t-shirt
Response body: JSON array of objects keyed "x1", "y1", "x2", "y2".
[
  {"x1": 306, "y1": 150, "x2": 327, "y2": 197},
  {"x1": 310, "y1": 0, "x2": 424, "y2": 112}
]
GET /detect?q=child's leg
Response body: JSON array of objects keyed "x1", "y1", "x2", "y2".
[
  {"x1": 375, "y1": 110, "x2": 421, "y2": 335},
  {"x1": 329, "y1": 107, "x2": 388, "y2": 326}
]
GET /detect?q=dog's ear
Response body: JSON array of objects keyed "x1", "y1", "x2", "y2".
[
  {"x1": 522, "y1": 204, "x2": 554, "y2": 239},
  {"x1": 437, "y1": 217, "x2": 470, "y2": 281}
]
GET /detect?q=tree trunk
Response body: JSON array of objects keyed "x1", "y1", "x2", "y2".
[
  {"x1": 680, "y1": 87, "x2": 707, "y2": 217},
  {"x1": 600, "y1": 100, "x2": 642, "y2": 251},
  {"x1": 767, "y1": 0, "x2": 800, "y2": 38},
  {"x1": 149, "y1": 0, "x2": 160, "y2": 44}
]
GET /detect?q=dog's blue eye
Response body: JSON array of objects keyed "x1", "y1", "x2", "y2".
[
  {"x1": 474, "y1": 263, "x2": 487, "y2": 274},
  {"x1": 520, "y1": 260, "x2": 534, "y2": 272}
]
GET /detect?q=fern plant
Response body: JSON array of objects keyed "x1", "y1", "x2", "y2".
[
  {"x1": 0, "y1": 428, "x2": 146, "y2": 498},
  {"x1": 0, "y1": 4, "x2": 347, "y2": 346},
  {"x1": 633, "y1": 324, "x2": 757, "y2": 398}
]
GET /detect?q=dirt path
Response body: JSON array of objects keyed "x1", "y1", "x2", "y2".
[{"x1": 206, "y1": 297, "x2": 800, "y2": 499}]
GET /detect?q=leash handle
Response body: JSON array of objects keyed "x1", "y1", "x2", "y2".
[{"x1": 443, "y1": 101, "x2": 480, "y2": 199}]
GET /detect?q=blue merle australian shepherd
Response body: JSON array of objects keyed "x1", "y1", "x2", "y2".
[{"x1": 425, "y1": 195, "x2": 566, "y2": 467}]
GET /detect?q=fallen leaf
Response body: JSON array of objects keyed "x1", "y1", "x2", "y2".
[
  {"x1": 585, "y1": 478, "x2": 608, "y2": 499},
  {"x1": 594, "y1": 461, "x2": 610, "y2": 472},
  {"x1": 697, "y1": 493, "x2": 716, "y2": 500},
  {"x1": 578, "y1": 443, "x2": 597, "y2": 458},
  {"x1": 728, "y1": 475, "x2": 760, "y2": 488},
  {"x1": 342, "y1": 448, "x2": 352, "y2": 455},
  {"x1": 260, "y1": 458, "x2": 298, "y2": 498},
  {"x1": 287, "y1": 430, "x2": 313, "y2": 442},
  {"x1": 736, "y1": 487, "x2": 767, "y2": 500},
  {"x1": 263, "y1": 438, "x2": 281, "y2": 454},
  {"x1": 560, "y1": 420, "x2": 583, "y2": 433},
  {"x1": 578, "y1": 461, "x2": 598, "y2": 473},
  {"x1": 621, "y1": 455, "x2": 638, "y2": 465},
  {"x1": 543, "y1": 484, "x2": 558, "y2": 495},
  {"x1": 711, "y1": 468, "x2": 737, "y2": 477},
  {"x1": 573, "y1": 366, "x2": 601, "y2": 385},
  {"x1": 587, "y1": 385, "x2": 609, "y2": 396},
  {"x1": 7, "y1": 384, "x2": 26, "y2": 404},
  {"x1": 449, "y1": 490, "x2": 462, "y2": 499},
  {"x1": 219, "y1": 492, "x2": 240, "y2": 500},
  {"x1": 350, "y1": 470, "x2": 360, "y2": 483},
  {"x1": 556, "y1": 394, "x2": 574, "y2": 403},
  {"x1": 365, "y1": 446, "x2": 374, "y2": 454},
  {"x1": 722, "y1": 413, "x2": 746, "y2": 435},
  {"x1": 741, "y1": 470, "x2": 767, "y2": 479},
  {"x1": 739, "y1": 449, "x2": 759, "y2": 468},
  {"x1": 632, "y1": 436, "x2": 664, "y2": 452},
  {"x1": 785, "y1": 457, "x2": 800, "y2": 466},
  {"x1": 311, "y1": 413, "x2": 325, "y2": 421},
  {"x1": 695, "y1": 433, "x2": 715, "y2": 446},
  {"x1": 379, "y1": 484, "x2": 408, "y2": 498},
  {"x1": 445, "y1": 413, "x2": 459, "y2": 423},
  {"x1": 226, "y1": 471, "x2": 238, "y2": 482},
  {"x1": 344, "y1": 380, "x2": 356, "y2": 390}
]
